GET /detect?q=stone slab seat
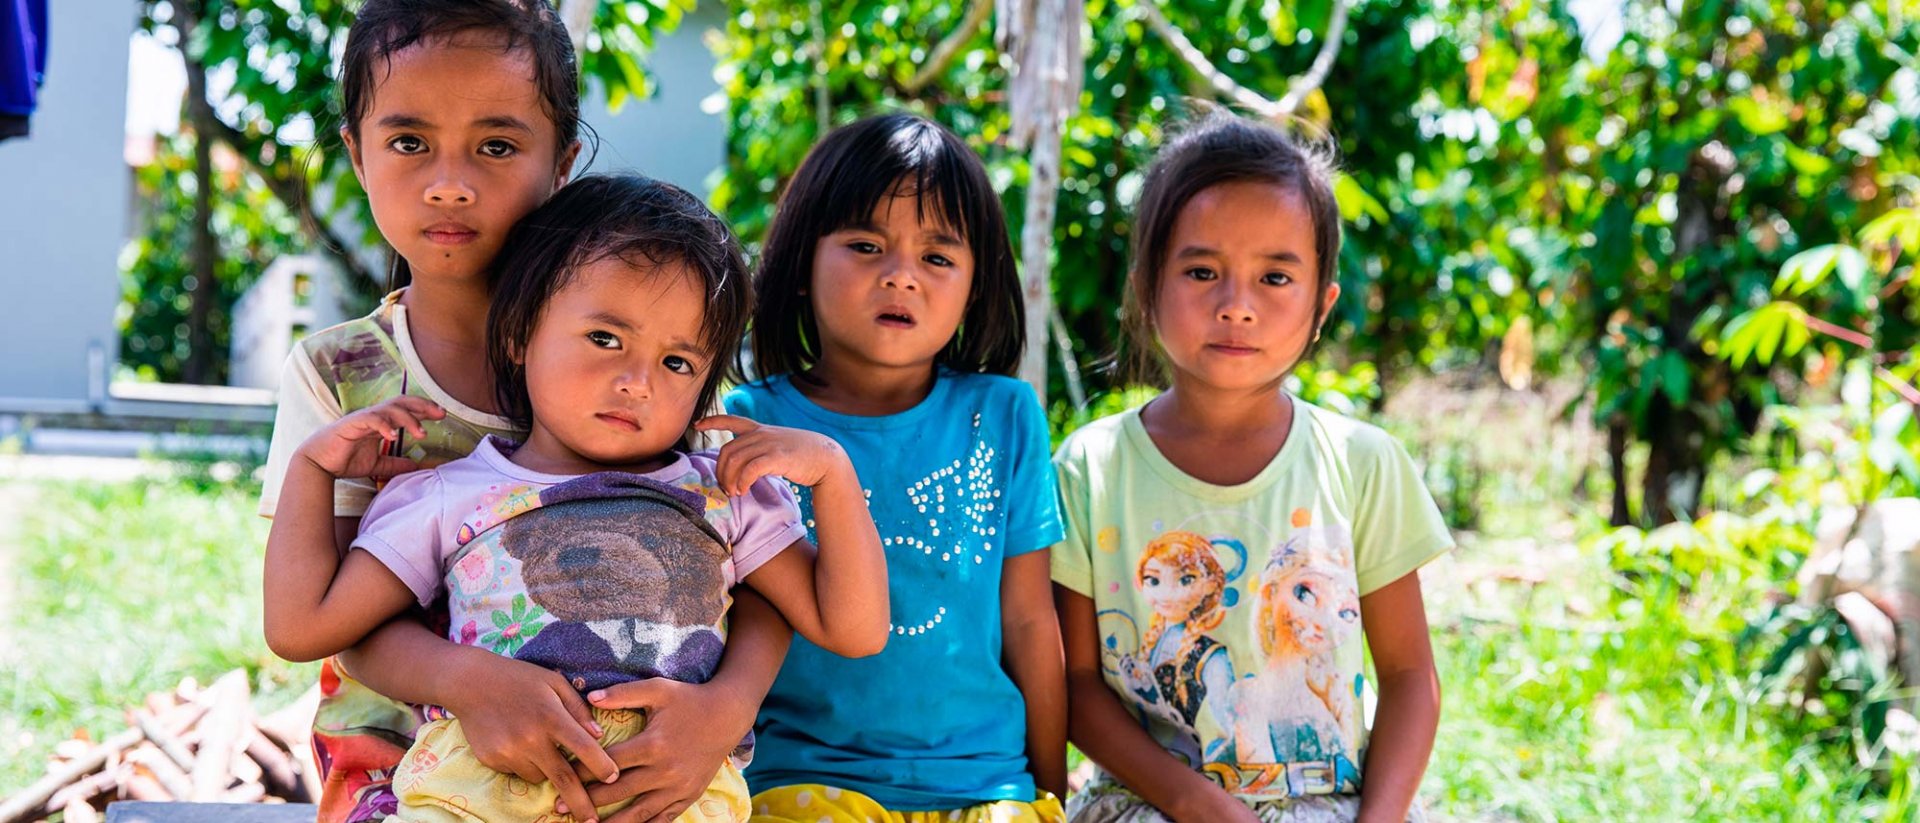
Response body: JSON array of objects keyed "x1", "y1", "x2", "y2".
[{"x1": 105, "y1": 802, "x2": 319, "y2": 822}]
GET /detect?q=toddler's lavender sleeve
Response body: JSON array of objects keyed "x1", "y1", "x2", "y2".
[
  {"x1": 725, "y1": 472, "x2": 809, "y2": 583},
  {"x1": 349, "y1": 469, "x2": 448, "y2": 606}
]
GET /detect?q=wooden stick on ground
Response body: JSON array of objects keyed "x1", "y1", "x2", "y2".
[
  {"x1": 130, "y1": 747, "x2": 195, "y2": 802},
  {"x1": 43, "y1": 770, "x2": 118, "y2": 812},
  {"x1": 133, "y1": 709, "x2": 197, "y2": 773},
  {"x1": 246, "y1": 726, "x2": 308, "y2": 803},
  {"x1": 0, "y1": 727, "x2": 143, "y2": 823},
  {"x1": 190, "y1": 670, "x2": 251, "y2": 801}
]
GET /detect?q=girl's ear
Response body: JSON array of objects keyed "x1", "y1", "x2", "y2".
[
  {"x1": 554, "y1": 139, "x2": 582, "y2": 189},
  {"x1": 1311, "y1": 282, "x2": 1343, "y2": 342},
  {"x1": 341, "y1": 127, "x2": 367, "y2": 187}
]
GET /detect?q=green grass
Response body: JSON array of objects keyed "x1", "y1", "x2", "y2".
[
  {"x1": 1419, "y1": 530, "x2": 1894, "y2": 821},
  {"x1": 0, "y1": 476, "x2": 316, "y2": 795}
]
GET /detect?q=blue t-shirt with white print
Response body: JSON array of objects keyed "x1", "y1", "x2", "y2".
[{"x1": 725, "y1": 370, "x2": 1065, "y2": 810}]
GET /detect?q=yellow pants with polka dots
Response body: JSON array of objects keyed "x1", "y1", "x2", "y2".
[
  {"x1": 388, "y1": 707, "x2": 750, "y2": 822},
  {"x1": 749, "y1": 784, "x2": 1064, "y2": 823}
]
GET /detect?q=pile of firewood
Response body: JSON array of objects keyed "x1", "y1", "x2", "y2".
[{"x1": 0, "y1": 671, "x2": 321, "y2": 823}]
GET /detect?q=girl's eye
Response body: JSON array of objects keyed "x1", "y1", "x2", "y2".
[
  {"x1": 924, "y1": 253, "x2": 954, "y2": 267},
  {"x1": 1293, "y1": 582, "x2": 1316, "y2": 606},
  {"x1": 1263, "y1": 272, "x2": 1295, "y2": 286},
  {"x1": 389, "y1": 135, "x2": 426, "y2": 154},
  {"x1": 479, "y1": 140, "x2": 517, "y2": 159},
  {"x1": 1143, "y1": 575, "x2": 1160, "y2": 587},
  {"x1": 849, "y1": 241, "x2": 882, "y2": 254},
  {"x1": 1179, "y1": 574, "x2": 1196, "y2": 586},
  {"x1": 587, "y1": 331, "x2": 620, "y2": 349},
  {"x1": 1184, "y1": 267, "x2": 1217, "y2": 281},
  {"x1": 663, "y1": 355, "x2": 695, "y2": 375}
]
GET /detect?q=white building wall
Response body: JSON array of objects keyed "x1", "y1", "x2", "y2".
[{"x1": 0, "y1": 0, "x2": 134, "y2": 410}]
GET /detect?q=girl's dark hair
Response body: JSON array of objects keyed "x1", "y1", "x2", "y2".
[
  {"x1": 340, "y1": 0, "x2": 580, "y2": 156},
  {"x1": 748, "y1": 112, "x2": 1024, "y2": 381},
  {"x1": 1122, "y1": 113, "x2": 1344, "y2": 384},
  {"x1": 487, "y1": 175, "x2": 753, "y2": 446}
]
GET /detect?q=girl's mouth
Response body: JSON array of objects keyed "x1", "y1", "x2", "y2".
[
  {"x1": 876, "y1": 311, "x2": 916, "y2": 329},
  {"x1": 1206, "y1": 343, "x2": 1259, "y2": 356},
  {"x1": 595, "y1": 412, "x2": 641, "y2": 432},
  {"x1": 423, "y1": 222, "x2": 479, "y2": 246}
]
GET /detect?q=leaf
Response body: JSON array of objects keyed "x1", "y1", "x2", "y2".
[
  {"x1": 1873, "y1": 403, "x2": 1914, "y2": 442},
  {"x1": 1334, "y1": 175, "x2": 1389, "y2": 223},
  {"x1": 1297, "y1": 0, "x2": 1332, "y2": 37},
  {"x1": 1720, "y1": 302, "x2": 1810, "y2": 368},
  {"x1": 1860, "y1": 208, "x2": 1920, "y2": 254},
  {"x1": 1776, "y1": 245, "x2": 1869, "y2": 297},
  {"x1": 1660, "y1": 351, "x2": 1689, "y2": 407},
  {"x1": 1784, "y1": 144, "x2": 1834, "y2": 177},
  {"x1": 1729, "y1": 96, "x2": 1790, "y2": 135}
]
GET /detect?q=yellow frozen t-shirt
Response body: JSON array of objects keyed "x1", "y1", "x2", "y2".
[{"x1": 1051, "y1": 397, "x2": 1452, "y2": 802}]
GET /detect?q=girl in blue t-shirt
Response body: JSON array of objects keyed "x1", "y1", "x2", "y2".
[{"x1": 725, "y1": 113, "x2": 1068, "y2": 822}]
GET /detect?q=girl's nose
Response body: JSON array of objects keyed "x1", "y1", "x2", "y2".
[
  {"x1": 880, "y1": 263, "x2": 920, "y2": 291},
  {"x1": 424, "y1": 159, "x2": 476, "y2": 206},
  {"x1": 1216, "y1": 284, "x2": 1255, "y2": 323},
  {"x1": 616, "y1": 367, "x2": 653, "y2": 399}
]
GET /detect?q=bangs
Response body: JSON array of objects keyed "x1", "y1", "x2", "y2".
[{"x1": 820, "y1": 119, "x2": 984, "y2": 245}]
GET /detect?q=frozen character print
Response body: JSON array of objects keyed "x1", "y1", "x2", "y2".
[
  {"x1": 1229, "y1": 519, "x2": 1362, "y2": 772},
  {"x1": 1123, "y1": 530, "x2": 1237, "y2": 767}
]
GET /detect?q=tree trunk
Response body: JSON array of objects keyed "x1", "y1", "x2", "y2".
[
  {"x1": 181, "y1": 2, "x2": 221, "y2": 385},
  {"x1": 1608, "y1": 415, "x2": 1631, "y2": 527},
  {"x1": 1637, "y1": 150, "x2": 1728, "y2": 525},
  {"x1": 1019, "y1": 122, "x2": 1060, "y2": 400},
  {"x1": 998, "y1": 0, "x2": 1082, "y2": 404}
]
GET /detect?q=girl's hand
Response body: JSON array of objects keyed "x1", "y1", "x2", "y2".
[
  {"x1": 695, "y1": 415, "x2": 852, "y2": 496},
  {"x1": 438, "y1": 652, "x2": 619, "y2": 823},
  {"x1": 566, "y1": 679, "x2": 754, "y2": 823},
  {"x1": 1169, "y1": 783, "x2": 1261, "y2": 823},
  {"x1": 295, "y1": 396, "x2": 444, "y2": 480}
]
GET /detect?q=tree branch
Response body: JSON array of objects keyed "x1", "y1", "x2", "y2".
[
  {"x1": 1278, "y1": 0, "x2": 1347, "y2": 113},
  {"x1": 1137, "y1": 0, "x2": 1347, "y2": 118},
  {"x1": 808, "y1": 0, "x2": 832, "y2": 133},
  {"x1": 205, "y1": 118, "x2": 382, "y2": 297},
  {"x1": 906, "y1": 0, "x2": 994, "y2": 94}
]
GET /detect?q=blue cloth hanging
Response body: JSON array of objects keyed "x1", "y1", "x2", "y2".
[{"x1": 1, "y1": 0, "x2": 48, "y2": 140}]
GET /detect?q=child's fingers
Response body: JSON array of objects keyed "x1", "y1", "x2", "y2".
[
  {"x1": 586, "y1": 679, "x2": 671, "y2": 713},
  {"x1": 369, "y1": 456, "x2": 422, "y2": 479},
  {"x1": 554, "y1": 720, "x2": 620, "y2": 785},
  {"x1": 385, "y1": 395, "x2": 445, "y2": 419},
  {"x1": 712, "y1": 441, "x2": 770, "y2": 496},
  {"x1": 537, "y1": 746, "x2": 601, "y2": 823},
  {"x1": 596, "y1": 788, "x2": 669, "y2": 823},
  {"x1": 372, "y1": 407, "x2": 430, "y2": 441},
  {"x1": 641, "y1": 798, "x2": 699, "y2": 823},
  {"x1": 550, "y1": 674, "x2": 607, "y2": 741},
  {"x1": 501, "y1": 756, "x2": 546, "y2": 790},
  {"x1": 691, "y1": 414, "x2": 757, "y2": 435},
  {"x1": 725, "y1": 454, "x2": 781, "y2": 497},
  {"x1": 353, "y1": 408, "x2": 408, "y2": 443}
]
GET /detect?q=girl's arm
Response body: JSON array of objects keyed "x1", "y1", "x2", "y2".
[
  {"x1": 576, "y1": 589, "x2": 794, "y2": 823},
  {"x1": 1002, "y1": 550, "x2": 1068, "y2": 799},
  {"x1": 262, "y1": 400, "x2": 441, "y2": 662},
  {"x1": 1355, "y1": 570, "x2": 1440, "y2": 823},
  {"x1": 700, "y1": 415, "x2": 889, "y2": 657},
  {"x1": 1057, "y1": 586, "x2": 1259, "y2": 823}
]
